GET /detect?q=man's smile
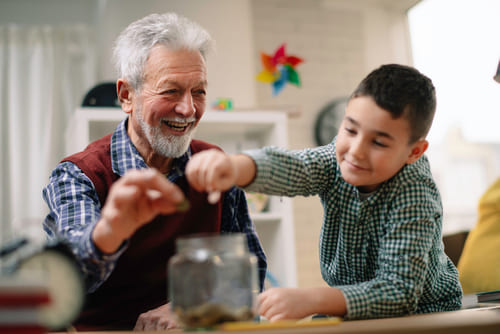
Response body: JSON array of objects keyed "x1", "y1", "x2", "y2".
[{"x1": 162, "y1": 120, "x2": 193, "y2": 133}]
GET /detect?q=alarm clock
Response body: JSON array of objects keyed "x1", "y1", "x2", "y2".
[{"x1": 3, "y1": 240, "x2": 85, "y2": 330}]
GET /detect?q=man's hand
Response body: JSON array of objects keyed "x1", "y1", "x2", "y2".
[
  {"x1": 92, "y1": 168, "x2": 186, "y2": 253},
  {"x1": 134, "y1": 302, "x2": 179, "y2": 331}
]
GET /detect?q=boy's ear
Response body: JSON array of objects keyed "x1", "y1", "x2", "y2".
[
  {"x1": 406, "y1": 139, "x2": 429, "y2": 164},
  {"x1": 116, "y1": 79, "x2": 134, "y2": 114}
]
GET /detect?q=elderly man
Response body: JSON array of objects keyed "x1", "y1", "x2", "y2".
[{"x1": 42, "y1": 12, "x2": 266, "y2": 331}]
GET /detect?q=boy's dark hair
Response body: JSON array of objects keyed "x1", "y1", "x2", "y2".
[{"x1": 351, "y1": 64, "x2": 436, "y2": 144}]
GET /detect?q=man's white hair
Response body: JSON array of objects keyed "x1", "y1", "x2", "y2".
[{"x1": 113, "y1": 12, "x2": 215, "y2": 91}]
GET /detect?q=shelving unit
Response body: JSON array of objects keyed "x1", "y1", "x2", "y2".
[{"x1": 66, "y1": 108, "x2": 297, "y2": 288}]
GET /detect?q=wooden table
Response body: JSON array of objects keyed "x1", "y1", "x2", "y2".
[{"x1": 53, "y1": 305, "x2": 500, "y2": 334}]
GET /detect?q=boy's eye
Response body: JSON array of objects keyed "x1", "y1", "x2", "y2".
[
  {"x1": 345, "y1": 127, "x2": 356, "y2": 135},
  {"x1": 373, "y1": 140, "x2": 388, "y2": 148}
]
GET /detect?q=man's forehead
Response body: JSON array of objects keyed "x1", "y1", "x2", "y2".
[
  {"x1": 144, "y1": 47, "x2": 207, "y2": 83},
  {"x1": 147, "y1": 45, "x2": 206, "y2": 67}
]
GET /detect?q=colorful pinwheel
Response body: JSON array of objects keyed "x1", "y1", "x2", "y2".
[{"x1": 256, "y1": 43, "x2": 304, "y2": 96}]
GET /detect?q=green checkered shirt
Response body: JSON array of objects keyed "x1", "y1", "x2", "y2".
[{"x1": 244, "y1": 140, "x2": 462, "y2": 320}]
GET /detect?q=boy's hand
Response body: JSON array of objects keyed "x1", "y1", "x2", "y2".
[
  {"x1": 185, "y1": 149, "x2": 237, "y2": 193},
  {"x1": 258, "y1": 288, "x2": 314, "y2": 321},
  {"x1": 258, "y1": 287, "x2": 347, "y2": 321}
]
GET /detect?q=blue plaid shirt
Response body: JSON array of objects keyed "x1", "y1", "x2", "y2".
[
  {"x1": 244, "y1": 140, "x2": 462, "y2": 320},
  {"x1": 43, "y1": 118, "x2": 267, "y2": 292}
]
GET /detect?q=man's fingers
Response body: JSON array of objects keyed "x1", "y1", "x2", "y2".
[
  {"x1": 133, "y1": 318, "x2": 144, "y2": 330},
  {"x1": 119, "y1": 168, "x2": 185, "y2": 203},
  {"x1": 134, "y1": 303, "x2": 179, "y2": 331}
]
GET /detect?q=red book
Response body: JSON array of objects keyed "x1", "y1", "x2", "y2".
[
  {"x1": 0, "y1": 276, "x2": 50, "y2": 308},
  {"x1": 0, "y1": 324, "x2": 46, "y2": 334},
  {"x1": 0, "y1": 274, "x2": 51, "y2": 330},
  {"x1": 0, "y1": 293, "x2": 50, "y2": 307}
]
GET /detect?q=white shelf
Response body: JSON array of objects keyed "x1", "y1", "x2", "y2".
[
  {"x1": 66, "y1": 108, "x2": 297, "y2": 287},
  {"x1": 251, "y1": 212, "x2": 282, "y2": 223}
]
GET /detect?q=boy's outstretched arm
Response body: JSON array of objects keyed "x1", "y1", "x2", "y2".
[{"x1": 185, "y1": 149, "x2": 257, "y2": 192}]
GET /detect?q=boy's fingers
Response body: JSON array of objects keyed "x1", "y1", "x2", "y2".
[{"x1": 185, "y1": 159, "x2": 206, "y2": 191}]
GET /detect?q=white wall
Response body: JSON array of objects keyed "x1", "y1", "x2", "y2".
[
  {"x1": 0, "y1": 0, "x2": 99, "y2": 25},
  {"x1": 94, "y1": 0, "x2": 257, "y2": 108},
  {"x1": 408, "y1": 0, "x2": 500, "y2": 235},
  {"x1": 1, "y1": 0, "x2": 257, "y2": 108}
]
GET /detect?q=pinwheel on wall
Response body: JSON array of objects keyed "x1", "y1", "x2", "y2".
[{"x1": 256, "y1": 43, "x2": 304, "y2": 96}]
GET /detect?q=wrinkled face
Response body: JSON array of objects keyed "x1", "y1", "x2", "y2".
[
  {"x1": 130, "y1": 45, "x2": 208, "y2": 158},
  {"x1": 335, "y1": 96, "x2": 424, "y2": 193}
]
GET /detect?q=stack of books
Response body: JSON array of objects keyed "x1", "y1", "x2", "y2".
[
  {"x1": 0, "y1": 274, "x2": 50, "y2": 334},
  {"x1": 477, "y1": 290, "x2": 500, "y2": 303}
]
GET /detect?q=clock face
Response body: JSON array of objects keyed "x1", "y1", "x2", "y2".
[
  {"x1": 314, "y1": 98, "x2": 348, "y2": 146},
  {"x1": 17, "y1": 248, "x2": 85, "y2": 330}
]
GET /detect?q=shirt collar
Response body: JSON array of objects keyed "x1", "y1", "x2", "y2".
[{"x1": 110, "y1": 117, "x2": 191, "y2": 181}]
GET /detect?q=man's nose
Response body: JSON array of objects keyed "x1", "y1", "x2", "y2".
[{"x1": 174, "y1": 93, "x2": 196, "y2": 117}]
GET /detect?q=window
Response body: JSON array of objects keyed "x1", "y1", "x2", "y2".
[{"x1": 408, "y1": 0, "x2": 500, "y2": 143}]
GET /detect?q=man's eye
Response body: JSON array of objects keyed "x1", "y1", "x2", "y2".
[
  {"x1": 194, "y1": 89, "x2": 206, "y2": 95},
  {"x1": 162, "y1": 89, "x2": 177, "y2": 94}
]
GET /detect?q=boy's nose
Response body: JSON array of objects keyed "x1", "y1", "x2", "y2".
[{"x1": 350, "y1": 138, "x2": 366, "y2": 159}]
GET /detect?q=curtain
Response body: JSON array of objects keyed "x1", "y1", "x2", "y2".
[{"x1": 0, "y1": 25, "x2": 96, "y2": 243}]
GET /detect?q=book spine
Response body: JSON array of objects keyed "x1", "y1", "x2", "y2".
[
  {"x1": 0, "y1": 324, "x2": 46, "y2": 334},
  {"x1": 0, "y1": 293, "x2": 50, "y2": 307},
  {"x1": 0, "y1": 308, "x2": 41, "y2": 324}
]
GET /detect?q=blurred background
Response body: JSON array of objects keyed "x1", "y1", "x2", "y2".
[{"x1": 0, "y1": 0, "x2": 499, "y2": 288}]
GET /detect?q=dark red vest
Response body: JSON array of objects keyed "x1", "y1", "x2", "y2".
[{"x1": 63, "y1": 134, "x2": 223, "y2": 330}]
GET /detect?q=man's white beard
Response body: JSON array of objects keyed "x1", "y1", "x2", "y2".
[{"x1": 136, "y1": 108, "x2": 194, "y2": 158}]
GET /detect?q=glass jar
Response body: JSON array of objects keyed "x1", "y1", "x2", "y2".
[{"x1": 168, "y1": 234, "x2": 258, "y2": 328}]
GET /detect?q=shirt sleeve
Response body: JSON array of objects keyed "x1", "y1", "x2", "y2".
[
  {"x1": 42, "y1": 161, "x2": 127, "y2": 293},
  {"x1": 220, "y1": 186, "x2": 267, "y2": 291},
  {"x1": 338, "y1": 179, "x2": 441, "y2": 319},
  {"x1": 243, "y1": 144, "x2": 338, "y2": 197}
]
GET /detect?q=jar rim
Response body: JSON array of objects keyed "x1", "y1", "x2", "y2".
[{"x1": 175, "y1": 233, "x2": 247, "y2": 253}]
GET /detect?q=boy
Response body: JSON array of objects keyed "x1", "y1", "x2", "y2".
[{"x1": 185, "y1": 64, "x2": 462, "y2": 321}]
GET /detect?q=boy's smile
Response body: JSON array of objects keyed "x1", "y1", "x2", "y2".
[{"x1": 335, "y1": 96, "x2": 428, "y2": 193}]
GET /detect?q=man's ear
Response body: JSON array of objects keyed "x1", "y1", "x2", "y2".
[
  {"x1": 116, "y1": 79, "x2": 134, "y2": 114},
  {"x1": 406, "y1": 139, "x2": 429, "y2": 164}
]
